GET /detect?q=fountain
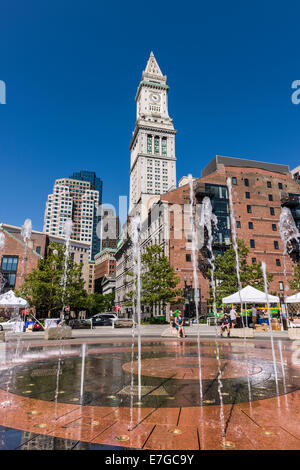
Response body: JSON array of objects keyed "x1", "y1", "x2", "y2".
[
  {"x1": 198, "y1": 195, "x2": 227, "y2": 444},
  {"x1": 80, "y1": 343, "x2": 87, "y2": 401},
  {"x1": 131, "y1": 215, "x2": 142, "y2": 405},
  {"x1": 278, "y1": 206, "x2": 300, "y2": 317},
  {"x1": 188, "y1": 174, "x2": 203, "y2": 404},
  {"x1": 20, "y1": 218, "x2": 32, "y2": 278},
  {"x1": 61, "y1": 219, "x2": 73, "y2": 316},
  {"x1": 261, "y1": 261, "x2": 279, "y2": 396},
  {"x1": 226, "y1": 177, "x2": 252, "y2": 402}
]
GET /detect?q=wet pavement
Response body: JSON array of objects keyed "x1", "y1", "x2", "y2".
[{"x1": 0, "y1": 337, "x2": 299, "y2": 450}]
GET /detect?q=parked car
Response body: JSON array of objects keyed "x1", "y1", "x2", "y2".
[
  {"x1": 0, "y1": 317, "x2": 21, "y2": 331},
  {"x1": 92, "y1": 312, "x2": 118, "y2": 322},
  {"x1": 91, "y1": 315, "x2": 113, "y2": 326},
  {"x1": 69, "y1": 319, "x2": 91, "y2": 329}
]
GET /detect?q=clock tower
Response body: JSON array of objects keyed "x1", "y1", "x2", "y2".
[{"x1": 129, "y1": 52, "x2": 177, "y2": 219}]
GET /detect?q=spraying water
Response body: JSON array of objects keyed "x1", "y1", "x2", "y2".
[
  {"x1": 199, "y1": 195, "x2": 226, "y2": 442},
  {"x1": 131, "y1": 215, "x2": 142, "y2": 404},
  {"x1": 226, "y1": 177, "x2": 252, "y2": 402},
  {"x1": 61, "y1": 219, "x2": 73, "y2": 315},
  {"x1": 0, "y1": 232, "x2": 5, "y2": 250},
  {"x1": 20, "y1": 218, "x2": 32, "y2": 278},
  {"x1": 80, "y1": 343, "x2": 87, "y2": 402},
  {"x1": 188, "y1": 175, "x2": 203, "y2": 404},
  {"x1": 278, "y1": 206, "x2": 300, "y2": 304},
  {"x1": 261, "y1": 261, "x2": 279, "y2": 396}
]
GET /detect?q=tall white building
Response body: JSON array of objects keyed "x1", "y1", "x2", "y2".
[
  {"x1": 43, "y1": 177, "x2": 99, "y2": 260},
  {"x1": 129, "y1": 52, "x2": 177, "y2": 219}
]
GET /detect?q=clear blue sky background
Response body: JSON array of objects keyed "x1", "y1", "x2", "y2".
[{"x1": 0, "y1": 0, "x2": 300, "y2": 230}]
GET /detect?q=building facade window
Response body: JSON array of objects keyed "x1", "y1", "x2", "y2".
[
  {"x1": 268, "y1": 194, "x2": 273, "y2": 201},
  {"x1": 267, "y1": 181, "x2": 272, "y2": 188},
  {"x1": 274, "y1": 241, "x2": 279, "y2": 249},
  {"x1": 161, "y1": 137, "x2": 167, "y2": 155},
  {"x1": 278, "y1": 183, "x2": 283, "y2": 189},
  {"x1": 147, "y1": 135, "x2": 152, "y2": 153},
  {"x1": 270, "y1": 207, "x2": 275, "y2": 216},
  {"x1": 236, "y1": 221, "x2": 241, "y2": 228},
  {"x1": 252, "y1": 257, "x2": 256, "y2": 263},
  {"x1": 247, "y1": 205, "x2": 252, "y2": 213},
  {"x1": 250, "y1": 239, "x2": 255, "y2": 248},
  {"x1": 248, "y1": 222, "x2": 253, "y2": 229},
  {"x1": 186, "y1": 254, "x2": 191, "y2": 262},
  {"x1": 1, "y1": 256, "x2": 18, "y2": 290},
  {"x1": 276, "y1": 259, "x2": 281, "y2": 266},
  {"x1": 154, "y1": 136, "x2": 160, "y2": 154},
  {"x1": 244, "y1": 178, "x2": 249, "y2": 186},
  {"x1": 245, "y1": 192, "x2": 250, "y2": 199},
  {"x1": 272, "y1": 224, "x2": 277, "y2": 231},
  {"x1": 279, "y1": 281, "x2": 284, "y2": 291},
  {"x1": 232, "y1": 177, "x2": 237, "y2": 185}
]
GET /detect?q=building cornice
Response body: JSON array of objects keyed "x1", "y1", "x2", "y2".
[{"x1": 135, "y1": 80, "x2": 169, "y2": 102}]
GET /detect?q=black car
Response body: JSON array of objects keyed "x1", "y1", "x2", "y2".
[
  {"x1": 91, "y1": 315, "x2": 112, "y2": 326},
  {"x1": 69, "y1": 319, "x2": 91, "y2": 329}
]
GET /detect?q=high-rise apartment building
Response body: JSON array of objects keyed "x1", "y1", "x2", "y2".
[{"x1": 43, "y1": 171, "x2": 102, "y2": 259}]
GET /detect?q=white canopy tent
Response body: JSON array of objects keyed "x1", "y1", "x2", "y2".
[
  {"x1": 222, "y1": 285, "x2": 279, "y2": 304},
  {"x1": 0, "y1": 290, "x2": 28, "y2": 309},
  {"x1": 285, "y1": 292, "x2": 300, "y2": 303}
]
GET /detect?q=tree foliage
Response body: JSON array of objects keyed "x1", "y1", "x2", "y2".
[
  {"x1": 289, "y1": 262, "x2": 300, "y2": 292},
  {"x1": 212, "y1": 239, "x2": 273, "y2": 304},
  {"x1": 85, "y1": 292, "x2": 115, "y2": 315},
  {"x1": 140, "y1": 244, "x2": 182, "y2": 314},
  {"x1": 16, "y1": 242, "x2": 87, "y2": 317}
]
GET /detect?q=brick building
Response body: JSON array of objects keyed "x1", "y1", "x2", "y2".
[
  {"x1": 94, "y1": 248, "x2": 117, "y2": 294},
  {"x1": 116, "y1": 156, "x2": 300, "y2": 317},
  {"x1": 0, "y1": 224, "x2": 91, "y2": 293}
]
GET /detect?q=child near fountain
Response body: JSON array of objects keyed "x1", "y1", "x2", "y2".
[
  {"x1": 220, "y1": 314, "x2": 232, "y2": 337},
  {"x1": 175, "y1": 311, "x2": 186, "y2": 338}
]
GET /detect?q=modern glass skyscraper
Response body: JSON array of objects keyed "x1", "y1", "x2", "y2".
[{"x1": 70, "y1": 171, "x2": 103, "y2": 203}]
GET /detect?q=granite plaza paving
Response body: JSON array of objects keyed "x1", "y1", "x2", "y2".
[{"x1": 0, "y1": 325, "x2": 299, "y2": 450}]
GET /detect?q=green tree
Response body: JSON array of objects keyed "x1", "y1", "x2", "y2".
[
  {"x1": 212, "y1": 239, "x2": 273, "y2": 304},
  {"x1": 17, "y1": 242, "x2": 87, "y2": 317},
  {"x1": 140, "y1": 244, "x2": 182, "y2": 316},
  {"x1": 86, "y1": 292, "x2": 115, "y2": 315},
  {"x1": 289, "y1": 262, "x2": 300, "y2": 292}
]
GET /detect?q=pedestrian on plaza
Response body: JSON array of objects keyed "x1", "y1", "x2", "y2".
[
  {"x1": 251, "y1": 305, "x2": 258, "y2": 328},
  {"x1": 175, "y1": 311, "x2": 186, "y2": 338},
  {"x1": 229, "y1": 306, "x2": 237, "y2": 328}
]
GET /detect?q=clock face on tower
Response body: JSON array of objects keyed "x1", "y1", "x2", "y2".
[{"x1": 149, "y1": 92, "x2": 161, "y2": 103}]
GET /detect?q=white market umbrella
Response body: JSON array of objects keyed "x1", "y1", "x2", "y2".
[
  {"x1": 0, "y1": 290, "x2": 28, "y2": 308},
  {"x1": 222, "y1": 285, "x2": 279, "y2": 304},
  {"x1": 285, "y1": 292, "x2": 300, "y2": 303}
]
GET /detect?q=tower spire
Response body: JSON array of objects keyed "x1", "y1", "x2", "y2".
[{"x1": 143, "y1": 52, "x2": 166, "y2": 82}]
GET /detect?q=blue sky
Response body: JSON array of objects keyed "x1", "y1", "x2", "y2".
[{"x1": 0, "y1": 0, "x2": 300, "y2": 230}]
